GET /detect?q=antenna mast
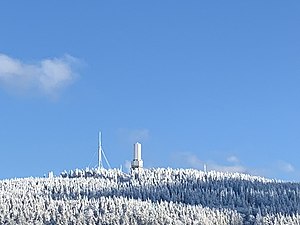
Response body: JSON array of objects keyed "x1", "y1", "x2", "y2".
[
  {"x1": 98, "y1": 131, "x2": 111, "y2": 169},
  {"x1": 98, "y1": 131, "x2": 102, "y2": 169}
]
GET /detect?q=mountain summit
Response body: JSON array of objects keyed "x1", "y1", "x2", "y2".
[{"x1": 0, "y1": 168, "x2": 299, "y2": 224}]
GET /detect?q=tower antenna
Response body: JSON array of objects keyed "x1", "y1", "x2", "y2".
[
  {"x1": 98, "y1": 131, "x2": 102, "y2": 169},
  {"x1": 98, "y1": 131, "x2": 111, "y2": 169}
]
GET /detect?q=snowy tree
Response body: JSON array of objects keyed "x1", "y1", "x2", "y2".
[{"x1": 0, "y1": 168, "x2": 299, "y2": 224}]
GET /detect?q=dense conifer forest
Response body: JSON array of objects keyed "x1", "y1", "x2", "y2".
[{"x1": 0, "y1": 168, "x2": 299, "y2": 224}]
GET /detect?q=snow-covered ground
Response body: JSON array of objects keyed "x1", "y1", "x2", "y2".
[{"x1": 0, "y1": 168, "x2": 299, "y2": 224}]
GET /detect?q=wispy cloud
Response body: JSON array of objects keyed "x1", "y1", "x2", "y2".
[
  {"x1": 124, "y1": 160, "x2": 132, "y2": 173},
  {"x1": 178, "y1": 152, "x2": 203, "y2": 168},
  {"x1": 0, "y1": 53, "x2": 80, "y2": 96},
  {"x1": 209, "y1": 163, "x2": 248, "y2": 173},
  {"x1": 117, "y1": 128, "x2": 150, "y2": 143},
  {"x1": 177, "y1": 152, "x2": 248, "y2": 173},
  {"x1": 227, "y1": 155, "x2": 240, "y2": 164},
  {"x1": 176, "y1": 151, "x2": 298, "y2": 180},
  {"x1": 277, "y1": 161, "x2": 295, "y2": 173}
]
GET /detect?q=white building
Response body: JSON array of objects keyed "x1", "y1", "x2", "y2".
[{"x1": 131, "y1": 142, "x2": 143, "y2": 170}]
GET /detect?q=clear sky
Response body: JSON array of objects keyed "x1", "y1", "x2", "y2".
[{"x1": 0, "y1": 1, "x2": 299, "y2": 181}]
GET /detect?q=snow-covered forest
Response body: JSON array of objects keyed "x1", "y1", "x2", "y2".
[{"x1": 0, "y1": 168, "x2": 300, "y2": 225}]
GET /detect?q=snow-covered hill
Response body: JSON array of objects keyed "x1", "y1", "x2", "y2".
[{"x1": 0, "y1": 168, "x2": 299, "y2": 225}]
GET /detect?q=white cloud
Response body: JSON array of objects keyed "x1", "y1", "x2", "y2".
[
  {"x1": 124, "y1": 160, "x2": 132, "y2": 173},
  {"x1": 178, "y1": 152, "x2": 248, "y2": 174},
  {"x1": 176, "y1": 152, "x2": 298, "y2": 179},
  {"x1": 0, "y1": 53, "x2": 79, "y2": 96},
  {"x1": 117, "y1": 128, "x2": 150, "y2": 143},
  {"x1": 179, "y1": 152, "x2": 204, "y2": 168},
  {"x1": 227, "y1": 155, "x2": 240, "y2": 164},
  {"x1": 277, "y1": 161, "x2": 295, "y2": 173},
  {"x1": 208, "y1": 163, "x2": 248, "y2": 173}
]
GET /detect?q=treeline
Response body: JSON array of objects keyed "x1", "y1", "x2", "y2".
[{"x1": 0, "y1": 168, "x2": 299, "y2": 224}]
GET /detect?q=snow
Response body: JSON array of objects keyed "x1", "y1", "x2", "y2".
[{"x1": 0, "y1": 168, "x2": 299, "y2": 224}]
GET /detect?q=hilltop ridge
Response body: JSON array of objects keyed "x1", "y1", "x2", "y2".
[{"x1": 0, "y1": 168, "x2": 299, "y2": 225}]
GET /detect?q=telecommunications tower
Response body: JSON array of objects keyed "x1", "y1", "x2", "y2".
[
  {"x1": 131, "y1": 142, "x2": 143, "y2": 171},
  {"x1": 98, "y1": 131, "x2": 111, "y2": 169},
  {"x1": 98, "y1": 132, "x2": 102, "y2": 169}
]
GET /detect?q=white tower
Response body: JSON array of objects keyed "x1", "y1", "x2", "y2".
[{"x1": 131, "y1": 142, "x2": 143, "y2": 170}]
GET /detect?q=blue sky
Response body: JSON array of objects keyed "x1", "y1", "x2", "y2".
[{"x1": 0, "y1": 1, "x2": 299, "y2": 181}]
